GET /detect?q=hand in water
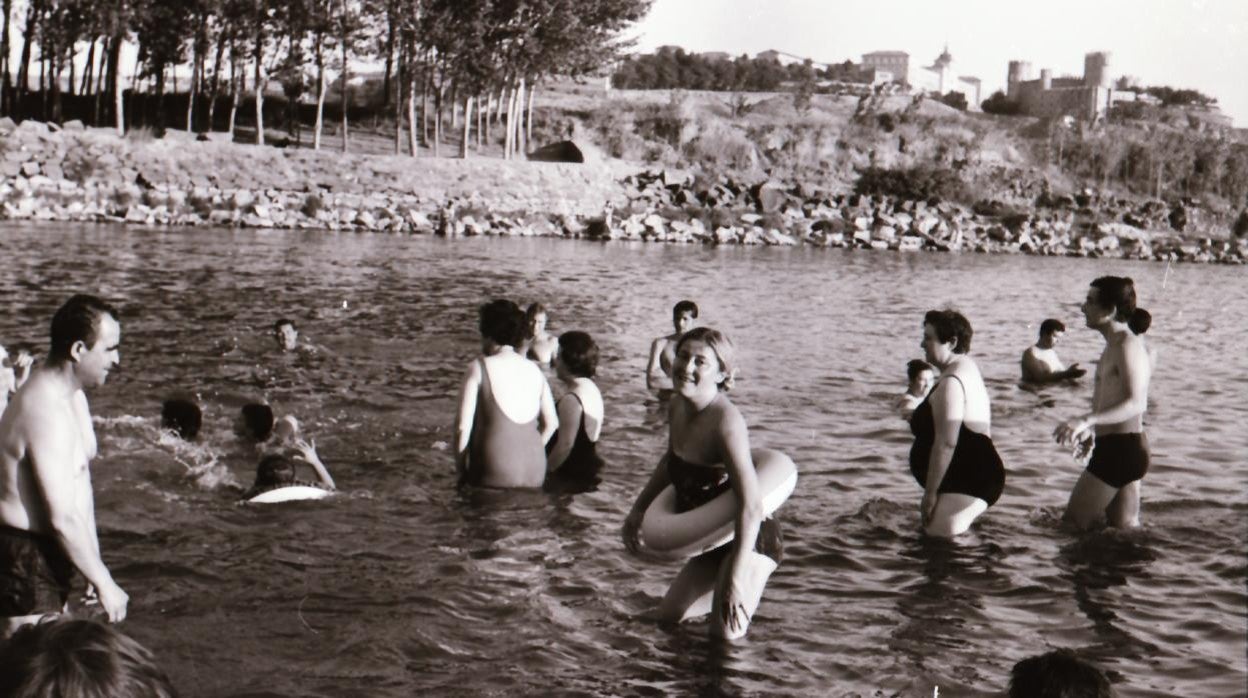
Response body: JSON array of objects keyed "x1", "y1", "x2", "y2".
[
  {"x1": 621, "y1": 510, "x2": 643, "y2": 554},
  {"x1": 719, "y1": 574, "x2": 749, "y2": 637},
  {"x1": 97, "y1": 580, "x2": 129, "y2": 623}
]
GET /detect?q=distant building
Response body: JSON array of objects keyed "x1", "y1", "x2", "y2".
[
  {"x1": 756, "y1": 50, "x2": 783, "y2": 63},
  {"x1": 1006, "y1": 51, "x2": 1114, "y2": 121},
  {"x1": 700, "y1": 51, "x2": 731, "y2": 62},
  {"x1": 862, "y1": 51, "x2": 910, "y2": 86},
  {"x1": 957, "y1": 76, "x2": 982, "y2": 111}
]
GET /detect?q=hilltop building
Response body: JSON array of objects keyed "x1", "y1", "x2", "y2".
[
  {"x1": 861, "y1": 51, "x2": 909, "y2": 86},
  {"x1": 862, "y1": 47, "x2": 981, "y2": 107},
  {"x1": 1006, "y1": 52, "x2": 1113, "y2": 120}
]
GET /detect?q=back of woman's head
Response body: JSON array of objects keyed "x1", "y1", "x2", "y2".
[
  {"x1": 0, "y1": 617, "x2": 178, "y2": 698},
  {"x1": 256, "y1": 454, "x2": 296, "y2": 487},
  {"x1": 558, "y1": 331, "x2": 599, "y2": 378},
  {"x1": 1090, "y1": 276, "x2": 1149, "y2": 334},
  {"x1": 676, "y1": 326, "x2": 737, "y2": 391},
  {"x1": 241, "y1": 403, "x2": 275, "y2": 441},
  {"x1": 479, "y1": 299, "x2": 525, "y2": 348},
  {"x1": 924, "y1": 309, "x2": 973, "y2": 354},
  {"x1": 161, "y1": 399, "x2": 202, "y2": 441}
]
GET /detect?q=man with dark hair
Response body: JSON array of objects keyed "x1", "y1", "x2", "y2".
[
  {"x1": 0, "y1": 295, "x2": 129, "y2": 637},
  {"x1": 274, "y1": 318, "x2": 298, "y2": 352},
  {"x1": 0, "y1": 617, "x2": 178, "y2": 697},
  {"x1": 1021, "y1": 318, "x2": 1086, "y2": 384},
  {"x1": 1009, "y1": 648, "x2": 1115, "y2": 697},
  {"x1": 646, "y1": 300, "x2": 699, "y2": 391}
]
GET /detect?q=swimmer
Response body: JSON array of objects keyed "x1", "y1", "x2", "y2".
[
  {"x1": 0, "y1": 344, "x2": 34, "y2": 417},
  {"x1": 545, "y1": 332, "x2": 604, "y2": 492},
  {"x1": 909, "y1": 310, "x2": 1006, "y2": 537},
  {"x1": 1055, "y1": 276, "x2": 1152, "y2": 529},
  {"x1": 454, "y1": 300, "x2": 557, "y2": 488},
  {"x1": 521, "y1": 303, "x2": 559, "y2": 366},
  {"x1": 236, "y1": 403, "x2": 276, "y2": 443},
  {"x1": 274, "y1": 318, "x2": 298, "y2": 352},
  {"x1": 0, "y1": 295, "x2": 129, "y2": 637},
  {"x1": 240, "y1": 441, "x2": 335, "y2": 501},
  {"x1": 1009, "y1": 649, "x2": 1114, "y2": 698},
  {"x1": 895, "y1": 359, "x2": 936, "y2": 422},
  {"x1": 160, "y1": 398, "x2": 202, "y2": 441},
  {"x1": 645, "y1": 300, "x2": 698, "y2": 391},
  {"x1": 0, "y1": 617, "x2": 177, "y2": 697},
  {"x1": 1021, "y1": 319, "x2": 1086, "y2": 384},
  {"x1": 623, "y1": 327, "x2": 781, "y2": 640}
]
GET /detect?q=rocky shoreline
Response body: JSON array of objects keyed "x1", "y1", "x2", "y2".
[{"x1": 1, "y1": 118, "x2": 1242, "y2": 265}]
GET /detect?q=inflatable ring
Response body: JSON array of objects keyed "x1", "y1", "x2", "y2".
[
  {"x1": 641, "y1": 448, "x2": 797, "y2": 561},
  {"x1": 246, "y1": 485, "x2": 333, "y2": 504}
]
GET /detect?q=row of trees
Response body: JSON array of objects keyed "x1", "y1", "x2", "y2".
[
  {"x1": 0, "y1": 0, "x2": 652, "y2": 158},
  {"x1": 611, "y1": 47, "x2": 871, "y2": 92}
]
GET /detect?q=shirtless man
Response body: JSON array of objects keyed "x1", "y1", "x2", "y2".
[
  {"x1": 1054, "y1": 277, "x2": 1152, "y2": 529},
  {"x1": 0, "y1": 295, "x2": 128, "y2": 637},
  {"x1": 1021, "y1": 319, "x2": 1086, "y2": 384},
  {"x1": 645, "y1": 300, "x2": 698, "y2": 391}
]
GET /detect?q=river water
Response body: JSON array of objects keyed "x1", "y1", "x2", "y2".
[{"x1": 0, "y1": 223, "x2": 1244, "y2": 696}]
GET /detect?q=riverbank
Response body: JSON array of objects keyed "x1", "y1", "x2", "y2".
[{"x1": 0, "y1": 117, "x2": 1242, "y2": 264}]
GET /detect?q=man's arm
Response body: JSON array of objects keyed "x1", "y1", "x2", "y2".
[
  {"x1": 25, "y1": 402, "x2": 127, "y2": 622},
  {"x1": 645, "y1": 338, "x2": 673, "y2": 391}
]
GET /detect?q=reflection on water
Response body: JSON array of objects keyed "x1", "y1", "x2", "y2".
[{"x1": 0, "y1": 223, "x2": 1244, "y2": 696}]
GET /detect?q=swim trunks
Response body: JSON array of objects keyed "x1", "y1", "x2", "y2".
[
  {"x1": 1085, "y1": 433, "x2": 1149, "y2": 488},
  {"x1": 463, "y1": 358, "x2": 546, "y2": 487},
  {"x1": 543, "y1": 395, "x2": 604, "y2": 493},
  {"x1": 0, "y1": 525, "x2": 75, "y2": 617},
  {"x1": 909, "y1": 377, "x2": 1006, "y2": 506},
  {"x1": 667, "y1": 451, "x2": 784, "y2": 564}
]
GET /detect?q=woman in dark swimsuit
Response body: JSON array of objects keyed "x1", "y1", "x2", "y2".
[
  {"x1": 545, "y1": 332, "x2": 604, "y2": 492},
  {"x1": 910, "y1": 310, "x2": 1005, "y2": 537},
  {"x1": 623, "y1": 328, "x2": 781, "y2": 640}
]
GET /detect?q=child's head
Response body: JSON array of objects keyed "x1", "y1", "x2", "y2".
[
  {"x1": 556, "y1": 331, "x2": 599, "y2": 378},
  {"x1": 675, "y1": 327, "x2": 736, "y2": 392},
  {"x1": 906, "y1": 359, "x2": 936, "y2": 396},
  {"x1": 273, "y1": 415, "x2": 300, "y2": 443},
  {"x1": 239, "y1": 403, "x2": 275, "y2": 441},
  {"x1": 161, "y1": 398, "x2": 203, "y2": 441},
  {"x1": 255, "y1": 454, "x2": 296, "y2": 488}
]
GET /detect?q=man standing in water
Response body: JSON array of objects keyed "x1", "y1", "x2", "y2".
[
  {"x1": 646, "y1": 300, "x2": 698, "y2": 391},
  {"x1": 0, "y1": 295, "x2": 129, "y2": 637},
  {"x1": 1055, "y1": 277, "x2": 1152, "y2": 529},
  {"x1": 1021, "y1": 319, "x2": 1086, "y2": 384}
]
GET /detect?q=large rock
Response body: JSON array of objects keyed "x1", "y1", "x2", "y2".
[
  {"x1": 750, "y1": 181, "x2": 787, "y2": 213},
  {"x1": 527, "y1": 140, "x2": 586, "y2": 163}
]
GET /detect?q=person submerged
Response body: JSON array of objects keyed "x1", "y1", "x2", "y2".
[
  {"x1": 645, "y1": 300, "x2": 698, "y2": 392},
  {"x1": 1021, "y1": 318, "x2": 1086, "y2": 384},
  {"x1": 624, "y1": 327, "x2": 783, "y2": 640},
  {"x1": 544, "y1": 331, "x2": 604, "y2": 493},
  {"x1": 454, "y1": 300, "x2": 557, "y2": 488},
  {"x1": 1054, "y1": 276, "x2": 1152, "y2": 530},
  {"x1": 909, "y1": 310, "x2": 1006, "y2": 537},
  {"x1": 895, "y1": 359, "x2": 936, "y2": 422}
]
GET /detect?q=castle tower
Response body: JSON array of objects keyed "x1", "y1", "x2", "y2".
[
  {"x1": 1084, "y1": 51, "x2": 1110, "y2": 88},
  {"x1": 1007, "y1": 60, "x2": 1032, "y2": 100},
  {"x1": 1040, "y1": 68, "x2": 1052, "y2": 90}
]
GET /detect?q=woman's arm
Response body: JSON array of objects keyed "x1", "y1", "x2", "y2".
[
  {"x1": 923, "y1": 378, "x2": 964, "y2": 524},
  {"x1": 537, "y1": 376, "x2": 558, "y2": 446},
  {"x1": 622, "y1": 451, "x2": 673, "y2": 553},
  {"x1": 546, "y1": 395, "x2": 581, "y2": 472},
  {"x1": 292, "y1": 438, "x2": 335, "y2": 490},
  {"x1": 717, "y1": 407, "x2": 763, "y2": 633},
  {"x1": 453, "y1": 362, "x2": 481, "y2": 475}
]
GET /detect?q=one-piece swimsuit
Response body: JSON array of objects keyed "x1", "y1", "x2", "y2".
[
  {"x1": 463, "y1": 358, "x2": 546, "y2": 487},
  {"x1": 908, "y1": 375, "x2": 1006, "y2": 506},
  {"x1": 544, "y1": 394, "x2": 604, "y2": 493},
  {"x1": 666, "y1": 451, "x2": 784, "y2": 563}
]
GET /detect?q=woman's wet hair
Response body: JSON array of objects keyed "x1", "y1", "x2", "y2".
[
  {"x1": 478, "y1": 299, "x2": 526, "y2": 348},
  {"x1": 1090, "y1": 276, "x2": 1150, "y2": 335},
  {"x1": 524, "y1": 302, "x2": 547, "y2": 339},
  {"x1": 924, "y1": 309, "x2": 973, "y2": 354},
  {"x1": 0, "y1": 617, "x2": 178, "y2": 698},
  {"x1": 558, "y1": 331, "x2": 599, "y2": 378},
  {"x1": 161, "y1": 398, "x2": 202, "y2": 441},
  {"x1": 255, "y1": 454, "x2": 296, "y2": 488},
  {"x1": 49, "y1": 294, "x2": 118, "y2": 364},
  {"x1": 241, "y1": 403, "x2": 275, "y2": 441},
  {"x1": 676, "y1": 326, "x2": 736, "y2": 391},
  {"x1": 906, "y1": 359, "x2": 934, "y2": 382}
]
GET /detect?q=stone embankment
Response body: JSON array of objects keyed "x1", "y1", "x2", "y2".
[{"x1": 0, "y1": 119, "x2": 1242, "y2": 264}]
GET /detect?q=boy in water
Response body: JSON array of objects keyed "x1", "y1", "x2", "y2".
[
  {"x1": 1021, "y1": 319, "x2": 1086, "y2": 384},
  {"x1": 646, "y1": 300, "x2": 698, "y2": 391},
  {"x1": 895, "y1": 359, "x2": 936, "y2": 421}
]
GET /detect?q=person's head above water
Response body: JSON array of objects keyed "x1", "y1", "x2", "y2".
[
  {"x1": 1085, "y1": 276, "x2": 1149, "y2": 335},
  {"x1": 906, "y1": 359, "x2": 935, "y2": 395},
  {"x1": 672, "y1": 300, "x2": 699, "y2": 334},
  {"x1": 557, "y1": 331, "x2": 599, "y2": 378},
  {"x1": 0, "y1": 617, "x2": 178, "y2": 698},
  {"x1": 274, "y1": 318, "x2": 298, "y2": 351},
  {"x1": 524, "y1": 302, "x2": 548, "y2": 340},
  {"x1": 254, "y1": 453, "x2": 297, "y2": 488},
  {"x1": 240, "y1": 403, "x2": 275, "y2": 441},
  {"x1": 674, "y1": 326, "x2": 735, "y2": 392},
  {"x1": 161, "y1": 398, "x2": 202, "y2": 441},
  {"x1": 1008, "y1": 648, "x2": 1115, "y2": 698},
  {"x1": 478, "y1": 299, "x2": 525, "y2": 350},
  {"x1": 1039, "y1": 318, "x2": 1065, "y2": 339},
  {"x1": 923, "y1": 309, "x2": 973, "y2": 356}
]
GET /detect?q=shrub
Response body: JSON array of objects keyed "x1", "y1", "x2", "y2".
[
  {"x1": 1233, "y1": 209, "x2": 1248, "y2": 238},
  {"x1": 853, "y1": 164, "x2": 969, "y2": 203},
  {"x1": 302, "y1": 193, "x2": 324, "y2": 218},
  {"x1": 187, "y1": 193, "x2": 213, "y2": 218},
  {"x1": 981, "y1": 90, "x2": 1020, "y2": 115},
  {"x1": 942, "y1": 91, "x2": 968, "y2": 111}
]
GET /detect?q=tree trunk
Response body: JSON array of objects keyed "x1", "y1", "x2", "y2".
[
  {"x1": 0, "y1": 0, "x2": 11, "y2": 113},
  {"x1": 503, "y1": 81, "x2": 516, "y2": 160},
  {"x1": 483, "y1": 92, "x2": 491, "y2": 143},
  {"x1": 313, "y1": 36, "x2": 325, "y2": 150},
  {"x1": 420, "y1": 68, "x2": 428, "y2": 145},
  {"x1": 79, "y1": 39, "x2": 94, "y2": 95},
  {"x1": 110, "y1": 36, "x2": 124, "y2": 135},
  {"x1": 340, "y1": 31, "x2": 349, "y2": 152},
  {"x1": 459, "y1": 95, "x2": 472, "y2": 158},
  {"x1": 433, "y1": 86, "x2": 441, "y2": 158},
  {"x1": 15, "y1": 0, "x2": 33, "y2": 98},
  {"x1": 381, "y1": 1, "x2": 395, "y2": 109},
  {"x1": 407, "y1": 69, "x2": 417, "y2": 156},
  {"x1": 253, "y1": 26, "x2": 264, "y2": 145},
  {"x1": 526, "y1": 81, "x2": 535, "y2": 148},
  {"x1": 475, "y1": 93, "x2": 482, "y2": 150},
  {"x1": 393, "y1": 57, "x2": 402, "y2": 153},
  {"x1": 186, "y1": 36, "x2": 199, "y2": 132},
  {"x1": 206, "y1": 26, "x2": 228, "y2": 133},
  {"x1": 227, "y1": 38, "x2": 239, "y2": 137}
]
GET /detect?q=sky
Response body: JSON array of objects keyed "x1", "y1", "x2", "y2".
[{"x1": 626, "y1": 0, "x2": 1248, "y2": 127}]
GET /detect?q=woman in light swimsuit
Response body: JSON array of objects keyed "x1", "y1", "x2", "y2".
[
  {"x1": 623, "y1": 327, "x2": 781, "y2": 640},
  {"x1": 454, "y1": 300, "x2": 557, "y2": 488},
  {"x1": 545, "y1": 332, "x2": 604, "y2": 493},
  {"x1": 909, "y1": 310, "x2": 1005, "y2": 537}
]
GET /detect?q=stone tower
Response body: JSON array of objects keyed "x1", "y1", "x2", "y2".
[
  {"x1": 1007, "y1": 60, "x2": 1032, "y2": 100},
  {"x1": 1084, "y1": 51, "x2": 1110, "y2": 88}
]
